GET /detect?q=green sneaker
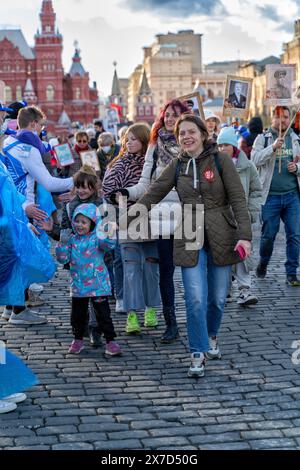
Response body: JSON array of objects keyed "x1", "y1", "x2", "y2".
[
  {"x1": 144, "y1": 308, "x2": 158, "y2": 328},
  {"x1": 286, "y1": 275, "x2": 300, "y2": 286},
  {"x1": 126, "y1": 311, "x2": 141, "y2": 334}
]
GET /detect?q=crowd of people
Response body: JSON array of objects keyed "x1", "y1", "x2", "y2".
[{"x1": 1, "y1": 95, "x2": 300, "y2": 412}]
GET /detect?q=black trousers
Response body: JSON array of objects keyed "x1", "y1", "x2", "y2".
[{"x1": 71, "y1": 297, "x2": 116, "y2": 341}]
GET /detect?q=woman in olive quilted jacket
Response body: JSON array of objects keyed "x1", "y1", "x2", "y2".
[{"x1": 128, "y1": 114, "x2": 252, "y2": 378}]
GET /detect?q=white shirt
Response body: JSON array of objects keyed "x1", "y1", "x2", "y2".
[{"x1": 3, "y1": 135, "x2": 74, "y2": 207}]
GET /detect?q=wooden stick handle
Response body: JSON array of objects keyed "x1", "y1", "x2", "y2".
[
  {"x1": 279, "y1": 108, "x2": 282, "y2": 173},
  {"x1": 282, "y1": 110, "x2": 299, "y2": 139}
]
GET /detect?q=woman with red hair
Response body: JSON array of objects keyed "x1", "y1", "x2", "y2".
[{"x1": 112, "y1": 99, "x2": 189, "y2": 343}]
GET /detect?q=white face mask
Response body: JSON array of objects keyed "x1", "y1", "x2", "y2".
[{"x1": 102, "y1": 145, "x2": 112, "y2": 153}]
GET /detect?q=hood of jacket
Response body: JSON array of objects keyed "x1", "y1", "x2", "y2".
[
  {"x1": 72, "y1": 203, "x2": 98, "y2": 231},
  {"x1": 235, "y1": 149, "x2": 252, "y2": 171}
]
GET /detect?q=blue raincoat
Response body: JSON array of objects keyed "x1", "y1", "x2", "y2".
[{"x1": 0, "y1": 161, "x2": 56, "y2": 306}]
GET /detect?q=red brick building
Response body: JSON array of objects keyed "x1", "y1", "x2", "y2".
[{"x1": 0, "y1": 0, "x2": 99, "y2": 136}]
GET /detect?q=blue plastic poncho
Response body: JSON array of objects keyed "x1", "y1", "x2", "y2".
[
  {"x1": 0, "y1": 349, "x2": 38, "y2": 399},
  {"x1": 0, "y1": 161, "x2": 56, "y2": 306},
  {"x1": 35, "y1": 184, "x2": 57, "y2": 250}
]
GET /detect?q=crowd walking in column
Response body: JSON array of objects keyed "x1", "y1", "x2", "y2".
[{"x1": 1, "y1": 91, "x2": 300, "y2": 413}]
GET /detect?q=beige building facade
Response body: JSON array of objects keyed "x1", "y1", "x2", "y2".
[
  {"x1": 127, "y1": 30, "x2": 202, "y2": 120},
  {"x1": 236, "y1": 20, "x2": 300, "y2": 123},
  {"x1": 282, "y1": 20, "x2": 300, "y2": 81}
]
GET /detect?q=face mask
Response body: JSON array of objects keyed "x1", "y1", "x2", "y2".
[
  {"x1": 102, "y1": 145, "x2": 112, "y2": 153},
  {"x1": 8, "y1": 119, "x2": 18, "y2": 131}
]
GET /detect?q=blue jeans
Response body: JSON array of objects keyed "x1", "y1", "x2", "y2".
[
  {"x1": 156, "y1": 236, "x2": 175, "y2": 309},
  {"x1": 182, "y1": 248, "x2": 232, "y2": 353},
  {"x1": 121, "y1": 241, "x2": 161, "y2": 312},
  {"x1": 260, "y1": 191, "x2": 300, "y2": 275}
]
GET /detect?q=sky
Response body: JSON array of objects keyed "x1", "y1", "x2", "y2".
[{"x1": 0, "y1": 0, "x2": 299, "y2": 96}]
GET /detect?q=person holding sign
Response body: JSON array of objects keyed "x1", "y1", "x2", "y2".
[{"x1": 251, "y1": 106, "x2": 300, "y2": 286}]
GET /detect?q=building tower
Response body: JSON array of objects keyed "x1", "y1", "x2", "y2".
[
  {"x1": 34, "y1": 0, "x2": 64, "y2": 122},
  {"x1": 109, "y1": 62, "x2": 125, "y2": 122},
  {"x1": 135, "y1": 69, "x2": 155, "y2": 124}
]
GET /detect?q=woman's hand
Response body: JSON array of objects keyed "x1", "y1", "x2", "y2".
[
  {"x1": 235, "y1": 240, "x2": 252, "y2": 259},
  {"x1": 58, "y1": 191, "x2": 75, "y2": 203},
  {"x1": 106, "y1": 221, "x2": 118, "y2": 238},
  {"x1": 35, "y1": 218, "x2": 54, "y2": 232},
  {"x1": 110, "y1": 189, "x2": 129, "y2": 206},
  {"x1": 25, "y1": 204, "x2": 47, "y2": 221}
]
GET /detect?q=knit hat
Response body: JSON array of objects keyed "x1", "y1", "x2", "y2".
[
  {"x1": 79, "y1": 164, "x2": 97, "y2": 177},
  {"x1": 0, "y1": 102, "x2": 12, "y2": 112},
  {"x1": 5, "y1": 101, "x2": 27, "y2": 119},
  {"x1": 217, "y1": 126, "x2": 238, "y2": 148}
]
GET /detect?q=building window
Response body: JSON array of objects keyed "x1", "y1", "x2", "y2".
[
  {"x1": 75, "y1": 88, "x2": 81, "y2": 100},
  {"x1": 4, "y1": 86, "x2": 12, "y2": 103},
  {"x1": 46, "y1": 84, "x2": 55, "y2": 101},
  {"x1": 166, "y1": 90, "x2": 175, "y2": 100},
  {"x1": 45, "y1": 26, "x2": 52, "y2": 33},
  {"x1": 145, "y1": 106, "x2": 151, "y2": 116},
  {"x1": 138, "y1": 106, "x2": 144, "y2": 116},
  {"x1": 16, "y1": 85, "x2": 22, "y2": 101}
]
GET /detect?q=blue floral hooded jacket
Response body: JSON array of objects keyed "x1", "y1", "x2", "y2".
[{"x1": 56, "y1": 203, "x2": 115, "y2": 297}]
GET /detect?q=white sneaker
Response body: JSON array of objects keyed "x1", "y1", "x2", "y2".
[
  {"x1": 3, "y1": 393, "x2": 27, "y2": 404},
  {"x1": 0, "y1": 400, "x2": 17, "y2": 414},
  {"x1": 237, "y1": 288, "x2": 258, "y2": 306},
  {"x1": 9, "y1": 309, "x2": 47, "y2": 325},
  {"x1": 188, "y1": 352, "x2": 205, "y2": 378},
  {"x1": 1, "y1": 307, "x2": 13, "y2": 321},
  {"x1": 206, "y1": 336, "x2": 222, "y2": 360},
  {"x1": 115, "y1": 299, "x2": 125, "y2": 313},
  {"x1": 29, "y1": 283, "x2": 44, "y2": 292}
]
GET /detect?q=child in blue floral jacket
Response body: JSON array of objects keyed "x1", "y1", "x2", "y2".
[{"x1": 56, "y1": 203, "x2": 121, "y2": 356}]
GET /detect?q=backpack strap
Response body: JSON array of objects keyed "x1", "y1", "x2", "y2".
[
  {"x1": 174, "y1": 159, "x2": 182, "y2": 189},
  {"x1": 264, "y1": 135, "x2": 269, "y2": 149},
  {"x1": 213, "y1": 152, "x2": 223, "y2": 177},
  {"x1": 150, "y1": 146, "x2": 159, "y2": 180}
]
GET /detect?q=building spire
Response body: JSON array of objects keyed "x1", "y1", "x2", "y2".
[
  {"x1": 23, "y1": 77, "x2": 37, "y2": 104},
  {"x1": 138, "y1": 69, "x2": 151, "y2": 95},
  {"x1": 40, "y1": 0, "x2": 56, "y2": 35},
  {"x1": 69, "y1": 40, "x2": 86, "y2": 76},
  {"x1": 111, "y1": 62, "x2": 121, "y2": 96}
]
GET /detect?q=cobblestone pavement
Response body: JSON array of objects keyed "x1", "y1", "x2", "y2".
[{"x1": 1, "y1": 225, "x2": 300, "y2": 450}]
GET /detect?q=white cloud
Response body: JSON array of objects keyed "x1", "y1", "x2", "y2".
[{"x1": 0, "y1": 0, "x2": 298, "y2": 95}]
